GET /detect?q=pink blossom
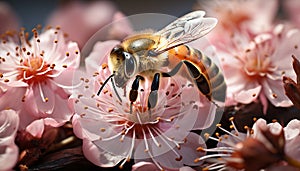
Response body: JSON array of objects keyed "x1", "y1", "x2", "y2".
[
  {"x1": 218, "y1": 24, "x2": 300, "y2": 112},
  {"x1": 0, "y1": 109, "x2": 19, "y2": 171},
  {"x1": 0, "y1": 2, "x2": 19, "y2": 34},
  {"x1": 72, "y1": 41, "x2": 217, "y2": 169},
  {"x1": 197, "y1": 118, "x2": 300, "y2": 170},
  {"x1": 283, "y1": 0, "x2": 300, "y2": 28},
  {"x1": 197, "y1": 0, "x2": 278, "y2": 47},
  {"x1": 0, "y1": 27, "x2": 80, "y2": 138},
  {"x1": 47, "y1": 1, "x2": 132, "y2": 49}
]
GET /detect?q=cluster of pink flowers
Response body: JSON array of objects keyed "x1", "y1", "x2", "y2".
[
  {"x1": 201, "y1": 0, "x2": 300, "y2": 112},
  {"x1": 0, "y1": 0, "x2": 300, "y2": 171},
  {"x1": 197, "y1": 118, "x2": 300, "y2": 170}
]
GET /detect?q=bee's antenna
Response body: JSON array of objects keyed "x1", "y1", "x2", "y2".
[
  {"x1": 97, "y1": 73, "x2": 123, "y2": 103},
  {"x1": 97, "y1": 73, "x2": 114, "y2": 96},
  {"x1": 111, "y1": 77, "x2": 122, "y2": 103}
]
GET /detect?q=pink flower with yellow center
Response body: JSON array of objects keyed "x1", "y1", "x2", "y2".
[
  {"x1": 0, "y1": 27, "x2": 80, "y2": 138},
  {"x1": 219, "y1": 25, "x2": 300, "y2": 112},
  {"x1": 72, "y1": 41, "x2": 217, "y2": 169}
]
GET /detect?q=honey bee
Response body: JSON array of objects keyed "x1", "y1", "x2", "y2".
[{"x1": 98, "y1": 11, "x2": 226, "y2": 112}]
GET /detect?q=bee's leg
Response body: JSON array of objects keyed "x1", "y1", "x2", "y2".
[
  {"x1": 162, "y1": 61, "x2": 211, "y2": 100},
  {"x1": 148, "y1": 73, "x2": 160, "y2": 113},
  {"x1": 129, "y1": 75, "x2": 144, "y2": 114}
]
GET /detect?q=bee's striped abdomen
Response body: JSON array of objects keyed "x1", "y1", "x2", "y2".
[{"x1": 168, "y1": 45, "x2": 226, "y2": 102}]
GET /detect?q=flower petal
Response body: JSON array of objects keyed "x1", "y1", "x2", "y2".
[
  {"x1": 25, "y1": 119, "x2": 45, "y2": 138},
  {"x1": 0, "y1": 109, "x2": 19, "y2": 145},
  {"x1": 234, "y1": 86, "x2": 261, "y2": 104},
  {"x1": 82, "y1": 139, "x2": 124, "y2": 167},
  {"x1": 0, "y1": 144, "x2": 19, "y2": 171},
  {"x1": 262, "y1": 79, "x2": 293, "y2": 107},
  {"x1": 85, "y1": 40, "x2": 119, "y2": 75}
]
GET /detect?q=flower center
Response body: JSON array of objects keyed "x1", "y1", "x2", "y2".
[
  {"x1": 241, "y1": 42, "x2": 277, "y2": 79},
  {"x1": 245, "y1": 56, "x2": 273, "y2": 76},
  {"x1": 17, "y1": 57, "x2": 53, "y2": 85}
]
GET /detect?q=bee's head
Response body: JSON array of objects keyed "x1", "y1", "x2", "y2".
[{"x1": 109, "y1": 45, "x2": 138, "y2": 87}]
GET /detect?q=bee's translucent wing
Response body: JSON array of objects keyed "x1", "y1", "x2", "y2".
[{"x1": 154, "y1": 11, "x2": 217, "y2": 53}]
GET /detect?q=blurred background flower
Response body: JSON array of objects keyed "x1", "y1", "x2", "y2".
[{"x1": 0, "y1": 1, "x2": 19, "y2": 34}]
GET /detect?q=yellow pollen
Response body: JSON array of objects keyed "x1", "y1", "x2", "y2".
[
  {"x1": 103, "y1": 89, "x2": 108, "y2": 94},
  {"x1": 272, "y1": 93, "x2": 277, "y2": 98},
  {"x1": 204, "y1": 133, "x2": 210, "y2": 139},
  {"x1": 108, "y1": 108, "x2": 114, "y2": 112},
  {"x1": 100, "y1": 128, "x2": 106, "y2": 132},
  {"x1": 229, "y1": 117, "x2": 234, "y2": 121},
  {"x1": 44, "y1": 97, "x2": 49, "y2": 102},
  {"x1": 216, "y1": 124, "x2": 221, "y2": 127},
  {"x1": 194, "y1": 158, "x2": 200, "y2": 163},
  {"x1": 196, "y1": 147, "x2": 205, "y2": 152},
  {"x1": 102, "y1": 63, "x2": 108, "y2": 69}
]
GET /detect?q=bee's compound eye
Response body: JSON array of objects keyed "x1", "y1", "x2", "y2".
[{"x1": 123, "y1": 52, "x2": 136, "y2": 78}]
